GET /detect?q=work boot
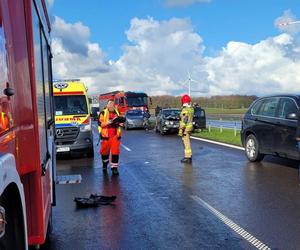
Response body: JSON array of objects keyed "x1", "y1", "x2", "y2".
[
  {"x1": 112, "y1": 168, "x2": 119, "y2": 176},
  {"x1": 102, "y1": 162, "x2": 108, "y2": 172},
  {"x1": 181, "y1": 157, "x2": 192, "y2": 164}
]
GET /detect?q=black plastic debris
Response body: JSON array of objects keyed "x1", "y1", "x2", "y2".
[{"x1": 74, "y1": 194, "x2": 117, "y2": 208}]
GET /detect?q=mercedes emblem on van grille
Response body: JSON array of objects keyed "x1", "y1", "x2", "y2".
[{"x1": 56, "y1": 129, "x2": 64, "y2": 137}]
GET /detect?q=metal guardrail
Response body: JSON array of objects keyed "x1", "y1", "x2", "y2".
[{"x1": 206, "y1": 120, "x2": 241, "y2": 136}]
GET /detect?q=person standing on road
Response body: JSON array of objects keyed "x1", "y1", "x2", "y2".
[
  {"x1": 178, "y1": 94, "x2": 194, "y2": 164},
  {"x1": 98, "y1": 101, "x2": 125, "y2": 175}
]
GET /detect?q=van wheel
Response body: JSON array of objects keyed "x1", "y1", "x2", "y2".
[{"x1": 245, "y1": 134, "x2": 264, "y2": 162}]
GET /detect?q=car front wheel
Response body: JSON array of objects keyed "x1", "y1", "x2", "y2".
[
  {"x1": 160, "y1": 125, "x2": 165, "y2": 135},
  {"x1": 245, "y1": 134, "x2": 264, "y2": 162}
]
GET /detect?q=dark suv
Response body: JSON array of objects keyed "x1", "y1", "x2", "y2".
[
  {"x1": 241, "y1": 95, "x2": 299, "y2": 162},
  {"x1": 193, "y1": 107, "x2": 206, "y2": 130}
]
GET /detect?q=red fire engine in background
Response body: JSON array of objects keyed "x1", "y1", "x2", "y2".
[
  {"x1": 99, "y1": 91, "x2": 151, "y2": 115},
  {"x1": 0, "y1": 0, "x2": 56, "y2": 249}
]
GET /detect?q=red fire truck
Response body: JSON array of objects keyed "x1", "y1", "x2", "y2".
[
  {"x1": 99, "y1": 91, "x2": 151, "y2": 115},
  {"x1": 0, "y1": 0, "x2": 56, "y2": 249}
]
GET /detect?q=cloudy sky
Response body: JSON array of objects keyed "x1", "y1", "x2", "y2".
[{"x1": 48, "y1": 0, "x2": 300, "y2": 96}]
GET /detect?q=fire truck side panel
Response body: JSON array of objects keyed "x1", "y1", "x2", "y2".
[
  {"x1": 0, "y1": 0, "x2": 54, "y2": 247},
  {"x1": 26, "y1": 0, "x2": 55, "y2": 245}
]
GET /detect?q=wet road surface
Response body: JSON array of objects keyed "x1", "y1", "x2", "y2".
[{"x1": 42, "y1": 126, "x2": 300, "y2": 250}]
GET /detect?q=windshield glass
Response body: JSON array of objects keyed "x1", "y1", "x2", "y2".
[
  {"x1": 126, "y1": 96, "x2": 148, "y2": 107},
  {"x1": 126, "y1": 110, "x2": 144, "y2": 117},
  {"x1": 163, "y1": 110, "x2": 180, "y2": 117},
  {"x1": 54, "y1": 95, "x2": 88, "y2": 116}
]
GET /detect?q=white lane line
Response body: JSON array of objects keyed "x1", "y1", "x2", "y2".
[
  {"x1": 121, "y1": 144, "x2": 132, "y2": 152},
  {"x1": 191, "y1": 136, "x2": 245, "y2": 151},
  {"x1": 190, "y1": 195, "x2": 271, "y2": 250}
]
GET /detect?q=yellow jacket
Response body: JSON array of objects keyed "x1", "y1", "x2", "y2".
[
  {"x1": 179, "y1": 106, "x2": 194, "y2": 133},
  {"x1": 98, "y1": 108, "x2": 122, "y2": 139}
]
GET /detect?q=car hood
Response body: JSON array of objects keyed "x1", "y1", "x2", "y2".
[{"x1": 163, "y1": 115, "x2": 180, "y2": 121}]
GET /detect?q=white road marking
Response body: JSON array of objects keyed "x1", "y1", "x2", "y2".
[
  {"x1": 121, "y1": 144, "x2": 132, "y2": 152},
  {"x1": 190, "y1": 195, "x2": 271, "y2": 250},
  {"x1": 191, "y1": 136, "x2": 245, "y2": 151}
]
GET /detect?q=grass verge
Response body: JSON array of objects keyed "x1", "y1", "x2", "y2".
[{"x1": 192, "y1": 127, "x2": 242, "y2": 146}]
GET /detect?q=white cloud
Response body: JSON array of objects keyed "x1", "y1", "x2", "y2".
[
  {"x1": 52, "y1": 17, "x2": 91, "y2": 56},
  {"x1": 52, "y1": 12, "x2": 300, "y2": 97},
  {"x1": 164, "y1": 0, "x2": 211, "y2": 8},
  {"x1": 46, "y1": 0, "x2": 54, "y2": 8},
  {"x1": 202, "y1": 33, "x2": 300, "y2": 95},
  {"x1": 52, "y1": 16, "x2": 204, "y2": 95}
]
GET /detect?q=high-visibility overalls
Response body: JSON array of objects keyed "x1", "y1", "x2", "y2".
[
  {"x1": 98, "y1": 108, "x2": 122, "y2": 169},
  {"x1": 179, "y1": 106, "x2": 194, "y2": 159}
]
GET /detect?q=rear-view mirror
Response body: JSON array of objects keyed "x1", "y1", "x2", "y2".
[{"x1": 286, "y1": 113, "x2": 297, "y2": 120}]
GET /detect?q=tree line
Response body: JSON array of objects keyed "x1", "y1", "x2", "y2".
[{"x1": 150, "y1": 95, "x2": 257, "y2": 109}]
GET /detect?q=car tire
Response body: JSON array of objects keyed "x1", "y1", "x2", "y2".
[
  {"x1": 155, "y1": 124, "x2": 159, "y2": 133},
  {"x1": 160, "y1": 126, "x2": 165, "y2": 135},
  {"x1": 245, "y1": 134, "x2": 264, "y2": 162}
]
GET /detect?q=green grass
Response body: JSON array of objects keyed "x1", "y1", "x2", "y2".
[
  {"x1": 192, "y1": 127, "x2": 242, "y2": 146},
  {"x1": 204, "y1": 108, "x2": 247, "y2": 115}
]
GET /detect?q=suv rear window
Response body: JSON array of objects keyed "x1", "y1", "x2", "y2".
[
  {"x1": 258, "y1": 98, "x2": 279, "y2": 117},
  {"x1": 194, "y1": 108, "x2": 205, "y2": 118}
]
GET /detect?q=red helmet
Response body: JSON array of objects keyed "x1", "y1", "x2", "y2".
[{"x1": 181, "y1": 94, "x2": 191, "y2": 105}]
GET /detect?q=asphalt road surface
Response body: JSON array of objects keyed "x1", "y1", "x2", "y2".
[{"x1": 42, "y1": 126, "x2": 300, "y2": 250}]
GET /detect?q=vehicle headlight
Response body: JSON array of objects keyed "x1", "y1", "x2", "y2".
[{"x1": 80, "y1": 122, "x2": 92, "y2": 132}]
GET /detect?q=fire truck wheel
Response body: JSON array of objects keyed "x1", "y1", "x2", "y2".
[{"x1": 0, "y1": 185, "x2": 26, "y2": 250}]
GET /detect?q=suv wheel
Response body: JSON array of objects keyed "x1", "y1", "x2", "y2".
[{"x1": 245, "y1": 134, "x2": 264, "y2": 162}]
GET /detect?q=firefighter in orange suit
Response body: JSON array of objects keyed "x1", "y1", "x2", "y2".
[{"x1": 98, "y1": 101, "x2": 124, "y2": 175}]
